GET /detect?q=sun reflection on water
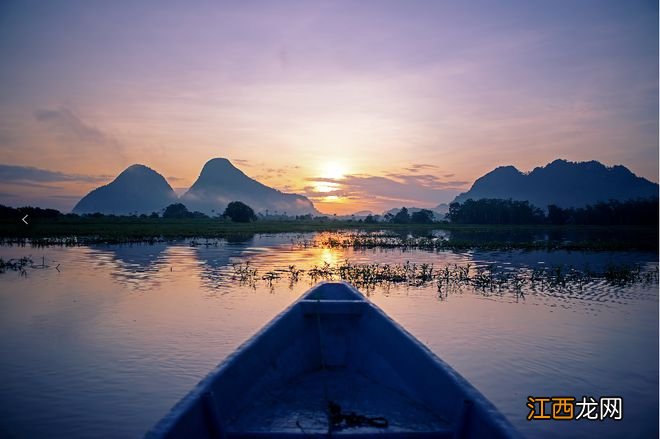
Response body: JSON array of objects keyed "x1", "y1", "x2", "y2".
[{"x1": 319, "y1": 247, "x2": 341, "y2": 267}]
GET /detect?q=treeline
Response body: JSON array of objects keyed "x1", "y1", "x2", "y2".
[
  {"x1": 447, "y1": 199, "x2": 544, "y2": 224},
  {"x1": 3, "y1": 198, "x2": 657, "y2": 226},
  {"x1": 447, "y1": 198, "x2": 658, "y2": 225},
  {"x1": 546, "y1": 199, "x2": 658, "y2": 225},
  {"x1": 0, "y1": 201, "x2": 259, "y2": 223},
  {"x1": 380, "y1": 207, "x2": 435, "y2": 224},
  {"x1": 0, "y1": 205, "x2": 66, "y2": 222}
]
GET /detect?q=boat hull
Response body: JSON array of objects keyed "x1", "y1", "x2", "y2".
[{"x1": 146, "y1": 282, "x2": 522, "y2": 438}]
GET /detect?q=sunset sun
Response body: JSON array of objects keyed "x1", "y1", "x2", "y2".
[
  {"x1": 310, "y1": 161, "x2": 348, "y2": 204},
  {"x1": 320, "y1": 162, "x2": 347, "y2": 180}
]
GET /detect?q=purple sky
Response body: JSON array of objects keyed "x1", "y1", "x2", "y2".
[{"x1": 0, "y1": 0, "x2": 657, "y2": 213}]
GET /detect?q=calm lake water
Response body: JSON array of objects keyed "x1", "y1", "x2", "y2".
[{"x1": 0, "y1": 232, "x2": 657, "y2": 438}]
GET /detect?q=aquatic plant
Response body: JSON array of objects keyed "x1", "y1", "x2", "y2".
[
  {"x1": 288, "y1": 229, "x2": 658, "y2": 252},
  {"x1": 232, "y1": 261, "x2": 258, "y2": 282},
  {"x1": 0, "y1": 256, "x2": 32, "y2": 275},
  {"x1": 218, "y1": 259, "x2": 658, "y2": 301}
]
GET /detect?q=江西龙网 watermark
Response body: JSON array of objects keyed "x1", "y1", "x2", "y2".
[{"x1": 527, "y1": 396, "x2": 622, "y2": 421}]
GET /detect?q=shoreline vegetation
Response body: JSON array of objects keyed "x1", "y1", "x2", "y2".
[
  {"x1": 0, "y1": 217, "x2": 656, "y2": 251},
  {"x1": 0, "y1": 199, "x2": 657, "y2": 251}
]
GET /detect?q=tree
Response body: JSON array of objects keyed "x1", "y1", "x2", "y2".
[
  {"x1": 162, "y1": 203, "x2": 208, "y2": 219},
  {"x1": 447, "y1": 202, "x2": 461, "y2": 223},
  {"x1": 364, "y1": 214, "x2": 376, "y2": 223},
  {"x1": 411, "y1": 209, "x2": 435, "y2": 224},
  {"x1": 163, "y1": 203, "x2": 191, "y2": 218},
  {"x1": 391, "y1": 207, "x2": 411, "y2": 224},
  {"x1": 223, "y1": 201, "x2": 257, "y2": 223},
  {"x1": 547, "y1": 204, "x2": 568, "y2": 225}
]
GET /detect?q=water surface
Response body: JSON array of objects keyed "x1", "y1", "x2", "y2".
[{"x1": 0, "y1": 232, "x2": 657, "y2": 438}]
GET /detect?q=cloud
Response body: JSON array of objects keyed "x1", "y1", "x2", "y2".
[
  {"x1": 232, "y1": 159, "x2": 251, "y2": 167},
  {"x1": 0, "y1": 164, "x2": 111, "y2": 184},
  {"x1": 303, "y1": 170, "x2": 467, "y2": 211},
  {"x1": 383, "y1": 172, "x2": 469, "y2": 189},
  {"x1": 34, "y1": 107, "x2": 117, "y2": 145},
  {"x1": 34, "y1": 106, "x2": 126, "y2": 162},
  {"x1": 404, "y1": 163, "x2": 440, "y2": 173},
  {"x1": 166, "y1": 175, "x2": 186, "y2": 182},
  {"x1": 0, "y1": 192, "x2": 83, "y2": 211},
  {"x1": 266, "y1": 167, "x2": 286, "y2": 176},
  {"x1": 253, "y1": 165, "x2": 300, "y2": 182}
]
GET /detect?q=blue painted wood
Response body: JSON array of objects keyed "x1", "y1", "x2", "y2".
[{"x1": 146, "y1": 281, "x2": 523, "y2": 438}]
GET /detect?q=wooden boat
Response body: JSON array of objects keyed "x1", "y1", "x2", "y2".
[{"x1": 147, "y1": 281, "x2": 522, "y2": 438}]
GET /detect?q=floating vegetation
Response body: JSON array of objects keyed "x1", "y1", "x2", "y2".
[
  {"x1": 262, "y1": 270, "x2": 282, "y2": 284},
  {"x1": 226, "y1": 260, "x2": 659, "y2": 297},
  {"x1": 603, "y1": 263, "x2": 658, "y2": 286},
  {"x1": 0, "y1": 256, "x2": 62, "y2": 276},
  {"x1": 291, "y1": 231, "x2": 657, "y2": 252},
  {"x1": 0, "y1": 256, "x2": 32, "y2": 275},
  {"x1": 287, "y1": 265, "x2": 303, "y2": 282},
  {"x1": 232, "y1": 261, "x2": 258, "y2": 282},
  {"x1": 1, "y1": 236, "x2": 168, "y2": 247}
]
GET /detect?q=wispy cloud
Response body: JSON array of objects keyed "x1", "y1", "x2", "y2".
[
  {"x1": 0, "y1": 164, "x2": 114, "y2": 211},
  {"x1": 252, "y1": 164, "x2": 302, "y2": 188},
  {"x1": 231, "y1": 159, "x2": 251, "y2": 167},
  {"x1": 34, "y1": 107, "x2": 119, "y2": 146},
  {"x1": 166, "y1": 175, "x2": 186, "y2": 182},
  {"x1": 383, "y1": 173, "x2": 468, "y2": 189},
  {"x1": 0, "y1": 164, "x2": 111, "y2": 184},
  {"x1": 0, "y1": 192, "x2": 83, "y2": 211},
  {"x1": 404, "y1": 163, "x2": 440, "y2": 173},
  {"x1": 27, "y1": 106, "x2": 130, "y2": 172}
]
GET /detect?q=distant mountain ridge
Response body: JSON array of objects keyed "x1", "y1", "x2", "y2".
[
  {"x1": 73, "y1": 164, "x2": 178, "y2": 215},
  {"x1": 71, "y1": 158, "x2": 658, "y2": 216},
  {"x1": 453, "y1": 159, "x2": 658, "y2": 208},
  {"x1": 73, "y1": 158, "x2": 319, "y2": 216},
  {"x1": 181, "y1": 158, "x2": 318, "y2": 216}
]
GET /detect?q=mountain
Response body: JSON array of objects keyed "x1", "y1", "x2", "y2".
[
  {"x1": 181, "y1": 158, "x2": 318, "y2": 216},
  {"x1": 73, "y1": 164, "x2": 178, "y2": 215},
  {"x1": 453, "y1": 159, "x2": 658, "y2": 208}
]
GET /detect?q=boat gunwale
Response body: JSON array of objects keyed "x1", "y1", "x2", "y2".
[
  {"x1": 145, "y1": 283, "x2": 319, "y2": 438},
  {"x1": 353, "y1": 288, "x2": 522, "y2": 438}
]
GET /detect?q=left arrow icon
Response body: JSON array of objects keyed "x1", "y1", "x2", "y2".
[{"x1": 22, "y1": 215, "x2": 28, "y2": 224}]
